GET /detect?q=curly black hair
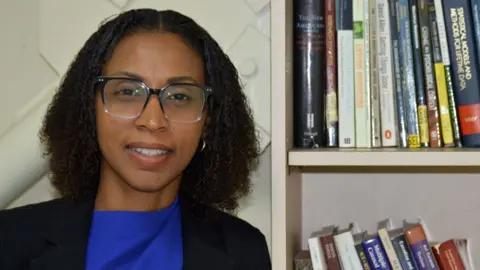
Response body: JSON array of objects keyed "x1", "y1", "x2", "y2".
[{"x1": 39, "y1": 8, "x2": 260, "y2": 215}]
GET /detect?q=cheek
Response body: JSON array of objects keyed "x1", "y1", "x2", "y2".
[
  {"x1": 96, "y1": 99, "x2": 125, "y2": 151},
  {"x1": 172, "y1": 123, "x2": 204, "y2": 153}
]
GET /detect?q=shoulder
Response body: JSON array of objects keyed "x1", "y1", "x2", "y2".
[
  {"x1": 0, "y1": 198, "x2": 68, "y2": 229},
  {"x1": 210, "y1": 208, "x2": 272, "y2": 269},
  {"x1": 0, "y1": 199, "x2": 71, "y2": 268}
]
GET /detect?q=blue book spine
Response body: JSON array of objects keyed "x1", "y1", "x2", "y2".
[
  {"x1": 443, "y1": 0, "x2": 480, "y2": 146},
  {"x1": 470, "y1": 0, "x2": 480, "y2": 61},
  {"x1": 408, "y1": 239, "x2": 439, "y2": 270},
  {"x1": 362, "y1": 236, "x2": 393, "y2": 270},
  {"x1": 409, "y1": 0, "x2": 429, "y2": 147},
  {"x1": 397, "y1": 0, "x2": 421, "y2": 147},
  {"x1": 390, "y1": 0, "x2": 409, "y2": 148}
]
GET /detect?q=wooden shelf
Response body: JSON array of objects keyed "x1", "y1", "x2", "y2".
[{"x1": 288, "y1": 148, "x2": 480, "y2": 167}]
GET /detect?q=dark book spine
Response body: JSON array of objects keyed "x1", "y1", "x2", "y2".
[
  {"x1": 417, "y1": 0, "x2": 442, "y2": 147},
  {"x1": 390, "y1": 234, "x2": 419, "y2": 270},
  {"x1": 390, "y1": 0, "x2": 409, "y2": 148},
  {"x1": 410, "y1": 0, "x2": 430, "y2": 147},
  {"x1": 443, "y1": 0, "x2": 480, "y2": 146},
  {"x1": 320, "y1": 235, "x2": 342, "y2": 270},
  {"x1": 356, "y1": 243, "x2": 373, "y2": 270},
  {"x1": 470, "y1": 0, "x2": 480, "y2": 62},
  {"x1": 293, "y1": 0, "x2": 326, "y2": 148},
  {"x1": 325, "y1": 0, "x2": 338, "y2": 146},
  {"x1": 398, "y1": 0, "x2": 421, "y2": 147}
]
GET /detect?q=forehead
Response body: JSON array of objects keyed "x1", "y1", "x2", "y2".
[{"x1": 102, "y1": 32, "x2": 205, "y2": 86}]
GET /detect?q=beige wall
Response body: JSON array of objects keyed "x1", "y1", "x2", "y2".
[{"x1": 0, "y1": 0, "x2": 272, "y2": 252}]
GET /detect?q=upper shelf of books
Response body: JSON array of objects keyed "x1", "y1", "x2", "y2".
[
  {"x1": 288, "y1": 148, "x2": 480, "y2": 167},
  {"x1": 289, "y1": 0, "x2": 480, "y2": 154}
]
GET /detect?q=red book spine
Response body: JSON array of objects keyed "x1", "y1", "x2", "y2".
[
  {"x1": 320, "y1": 235, "x2": 341, "y2": 270},
  {"x1": 438, "y1": 240, "x2": 466, "y2": 270}
]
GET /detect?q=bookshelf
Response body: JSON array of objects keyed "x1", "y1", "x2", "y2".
[
  {"x1": 289, "y1": 148, "x2": 480, "y2": 167},
  {"x1": 271, "y1": 0, "x2": 480, "y2": 269}
]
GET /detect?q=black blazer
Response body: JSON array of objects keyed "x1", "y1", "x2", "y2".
[{"x1": 0, "y1": 194, "x2": 271, "y2": 270}]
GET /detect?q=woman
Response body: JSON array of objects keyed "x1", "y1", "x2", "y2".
[{"x1": 0, "y1": 8, "x2": 271, "y2": 270}]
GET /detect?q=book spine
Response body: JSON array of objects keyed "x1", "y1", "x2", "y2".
[
  {"x1": 404, "y1": 225, "x2": 439, "y2": 270},
  {"x1": 334, "y1": 232, "x2": 364, "y2": 270},
  {"x1": 293, "y1": 0, "x2": 326, "y2": 148},
  {"x1": 377, "y1": 228, "x2": 402, "y2": 270},
  {"x1": 338, "y1": 0, "x2": 356, "y2": 147},
  {"x1": 354, "y1": 0, "x2": 369, "y2": 147},
  {"x1": 364, "y1": 0, "x2": 373, "y2": 147},
  {"x1": 443, "y1": 0, "x2": 480, "y2": 146},
  {"x1": 398, "y1": 0, "x2": 421, "y2": 147},
  {"x1": 308, "y1": 237, "x2": 327, "y2": 270},
  {"x1": 428, "y1": 0, "x2": 455, "y2": 147},
  {"x1": 470, "y1": 0, "x2": 480, "y2": 64},
  {"x1": 391, "y1": 234, "x2": 418, "y2": 270},
  {"x1": 356, "y1": 243, "x2": 373, "y2": 270},
  {"x1": 389, "y1": 0, "x2": 409, "y2": 147},
  {"x1": 370, "y1": 0, "x2": 383, "y2": 147},
  {"x1": 433, "y1": 0, "x2": 463, "y2": 146},
  {"x1": 325, "y1": 0, "x2": 339, "y2": 147},
  {"x1": 320, "y1": 235, "x2": 342, "y2": 270},
  {"x1": 417, "y1": 0, "x2": 442, "y2": 147},
  {"x1": 376, "y1": 0, "x2": 399, "y2": 146},
  {"x1": 410, "y1": 0, "x2": 430, "y2": 147},
  {"x1": 438, "y1": 240, "x2": 466, "y2": 270},
  {"x1": 362, "y1": 236, "x2": 393, "y2": 270}
]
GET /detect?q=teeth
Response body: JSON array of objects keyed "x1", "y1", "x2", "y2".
[{"x1": 130, "y1": 148, "x2": 168, "y2": 156}]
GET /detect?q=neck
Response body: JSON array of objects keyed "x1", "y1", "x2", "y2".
[{"x1": 95, "y1": 163, "x2": 181, "y2": 212}]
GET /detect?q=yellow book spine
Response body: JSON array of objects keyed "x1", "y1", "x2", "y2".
[{"x1": 434, "y1": 63, "x2": 454, "y2": 146}]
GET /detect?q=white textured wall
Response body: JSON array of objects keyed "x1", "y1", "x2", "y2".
[{"x1": 0, "y1": 0, "x2": 272, "y2": 252}]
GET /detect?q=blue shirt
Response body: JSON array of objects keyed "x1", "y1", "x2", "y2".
[{"x1": 85, "y1": 197, "x2": 183, "y2": 269}]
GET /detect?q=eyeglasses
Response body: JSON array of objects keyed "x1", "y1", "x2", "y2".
[{"x1": 95, "y1": 76, "x2": 212, "y2": 123}]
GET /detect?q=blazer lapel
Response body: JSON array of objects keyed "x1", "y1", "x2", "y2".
[
  {"x1": 28, "y1": 197, "x2": 95, "y2": 270},
  {"x1": 180, "y1": 194, "x2": 234, "y2": 270}
]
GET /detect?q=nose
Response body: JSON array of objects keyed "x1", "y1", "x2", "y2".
[{"x1": 134, "y1": 96, "x2": 168, "y2": 131}]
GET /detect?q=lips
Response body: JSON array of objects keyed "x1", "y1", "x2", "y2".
[
  {"x1": 126, "y1": 142, "x2": 173, "y2": 167},
  {"x1": 126, "y1": 142, "x2": 172, "y2": 152}
]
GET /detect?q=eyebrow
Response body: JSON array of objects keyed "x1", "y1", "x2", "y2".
[{"x1": 109, "y1": 71, "x2": 199, "y2": 84}]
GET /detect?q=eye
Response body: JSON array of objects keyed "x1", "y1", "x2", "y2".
[
  {"x1": 168, "y1": 93, "x2": 189, "y2": 101},
  {"x1": 115, "y1": 88, "x2": 143, "y2": 96}
]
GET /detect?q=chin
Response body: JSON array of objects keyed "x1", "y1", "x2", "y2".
[
  {"x1": 121, "y1": 169, "x2": 181, "y2": 194},
  {"x1": 123, "y1": 179, "x2": 170, "y2": 193}
]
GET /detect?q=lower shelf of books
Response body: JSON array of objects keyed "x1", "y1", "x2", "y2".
[{"x1": 286, "y1": 171, "x2": 480, "y2": 269}]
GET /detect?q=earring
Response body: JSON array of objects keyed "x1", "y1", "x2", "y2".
[{"x1": 199, "y1": 139, "x2": 206, "y2": 152}]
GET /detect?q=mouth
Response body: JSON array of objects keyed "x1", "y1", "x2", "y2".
[
  {"x1": 128, "y1": 147, "x2": 170, "y2": 156},
  {"x1": 126, "y1": 142, "x2": 173, "y2": 167}
]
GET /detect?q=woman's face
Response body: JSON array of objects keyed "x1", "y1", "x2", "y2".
[{"x1": 96, "y1": 31, "x2": 206, "y2": 194}]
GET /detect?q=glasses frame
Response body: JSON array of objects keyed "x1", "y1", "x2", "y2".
[{"x1": 95, "y1": 76, "x2": 213, "y2": 123}]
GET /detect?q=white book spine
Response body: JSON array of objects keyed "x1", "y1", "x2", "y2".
[
  {"x1": 308, "y1": 237, "x2": 327, "y2": 270},
  {"x1": 377, "y1": 228, "x2": 402, "y2": 270},
  {"x1": 363, "y1": 0, "x2": 372, "y2": 148},
  {"x1": 338, "y1": 30, "x2": 356, "y2": 147},
  {"x1": 376, "y1": 0, "x2": 398, "y2": 146},
  {"x1": 333, "y1": 231, "x2": 364, "y2": 270},
  {"x1": 353, "y1": 0, "x2": 368, "y2": 147},
  {"x1": 369, "y1": 0, "x2": 382, "y2": 147}
]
